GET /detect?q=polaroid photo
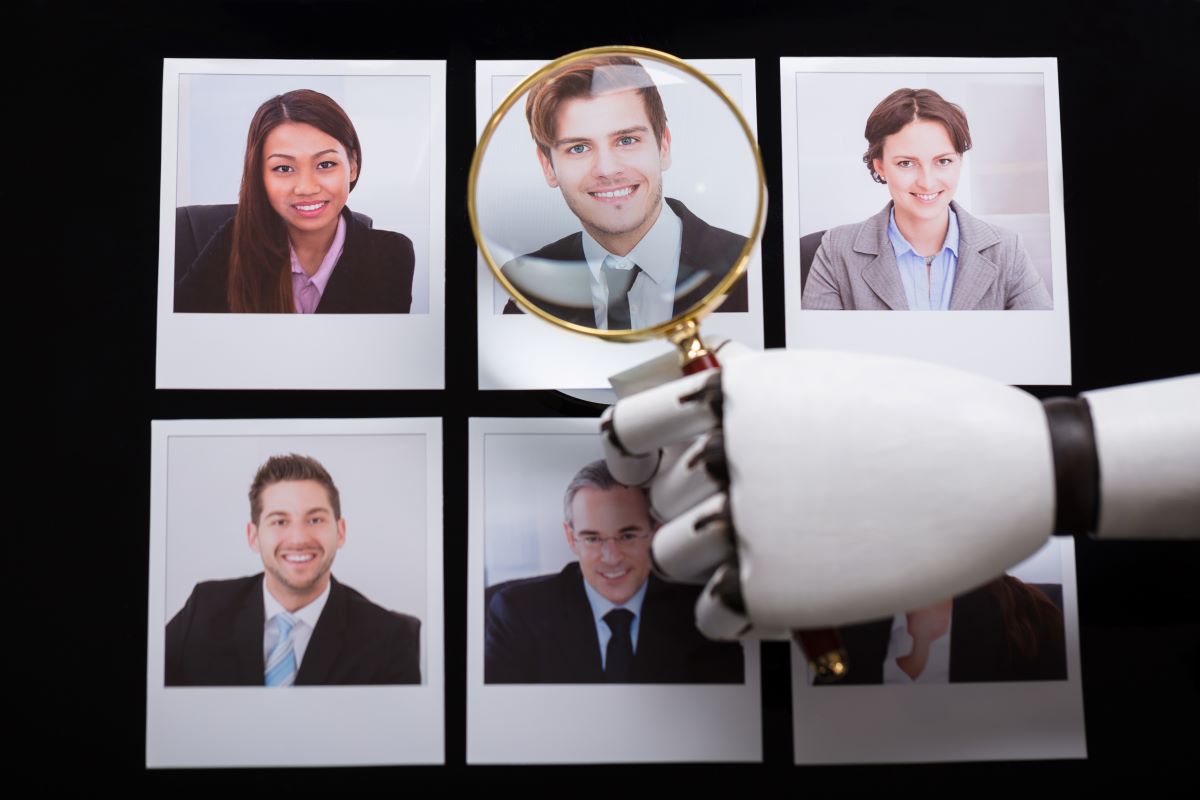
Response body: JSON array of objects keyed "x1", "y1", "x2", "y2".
[
  {"x1": 475, "y1": 58, "x2": 765, "y2": 392},
  {"x1": 780, "y1": 57, "x2": 1071, "y2": 385},
  {"x1": 792, "y1": 537, "x2": 1085, "y2": 763},
  {"x1": 146, "y1": 418, "x2": 444, "y2": 767},
  {"x1": 156, "y1": 59, "x2": 446, "y2": 389},
  {"x1": 467, "y1": 418, "x2": 762, "y2": 763}
]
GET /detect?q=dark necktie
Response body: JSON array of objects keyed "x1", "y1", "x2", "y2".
[
  {"x1": 603, "y1": 608, "x2": 635, "y2": 682},
  {"x1": 601, "y1": 255, "x2": 641, "y2": 330}
]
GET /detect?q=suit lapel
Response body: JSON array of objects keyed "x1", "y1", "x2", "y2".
[
  {"x1": 296, "y1": 577, "x2": 345, "y2": 685},
  {"x1": 559, "y1": 563, "x2": 605, "y2": 682},
  {"x1": 234, "y1": 574, "x2": 267, "y2": 685},
  {"x1": 315, "y1": 209, "x2": 355, "y2": 314},
  {"x1": 631, "y1": 576, "x2": 680, "y2": 681},
  {"x1": 948, "y1": 205, "x2": 1000, "y2": 311},
  {"x1": 859, "y1": 208, "x2": 908, "y2": 310}
]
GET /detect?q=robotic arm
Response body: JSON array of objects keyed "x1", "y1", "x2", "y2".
[{"x1": 600, "y1": 344, "x2": 1199, "y2": 639}]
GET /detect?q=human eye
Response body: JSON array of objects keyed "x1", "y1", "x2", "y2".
[
  {"x1": 579, "y1": 534, "x2": 601, "y2": 546},
  {"x1": 316, "y1": 160, "x2": 338, "y2": 170},
  {"x1": 937, "y1": 157, "x2": 955, "y2": 166},
  {"x1": 618, "y1": 532, "x2": 640, "y2": 544},
  {"x1": 566, "y1": 143, "x2": 589, "y2": 155},
  {"x1": 896, "y1": 159, "x2": 913, "y2": 168},
  {"x1": 616, "y1": 135, "x2": 638, "y2": 146},
  {"x1": 270, "y1": 164, "x2": 295, "y2": 174}
]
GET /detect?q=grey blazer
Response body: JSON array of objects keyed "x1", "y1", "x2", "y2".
[{"x1": 801, "y1": 202, "x2": 1052, "y2": 310}]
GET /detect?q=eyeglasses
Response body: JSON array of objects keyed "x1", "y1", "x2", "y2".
[{"x1": 572, "y1": 531, "x2": 652, "y2": 553}]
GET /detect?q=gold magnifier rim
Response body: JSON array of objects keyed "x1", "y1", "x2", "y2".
[{"x1": 468, "y1": 45, "x2": 766, "y2": 343}]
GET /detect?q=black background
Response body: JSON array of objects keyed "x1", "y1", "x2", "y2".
[{"x1": 48, "y1": 0, "x2": 1197, "y2": 786}]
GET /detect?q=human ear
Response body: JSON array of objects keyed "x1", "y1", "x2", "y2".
[
  {"x1": 537, "y1": 146, "x2": 559, "y2": 188},
  {"x1": 350, "y1": 152, "x2": 360, "y2": 186},
  {"x1": 247, "y1": 522, "x2": 261, "y2": 553},
  {"x1": 872, "y1": 157, "x2": 886, "y2": 183},
  {"x1": 336, "y1": 518, "x2": 346, "y2": 549},
  {"x1": 564, "y1": 521, "x2": 579, "y2": 555},
  {"x1": 659, "y1": 125, "x2": 672, "y2": 172}
]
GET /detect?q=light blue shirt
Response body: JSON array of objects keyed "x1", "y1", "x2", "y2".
[
  {"x1": 581, "y1": 574, "x2": 649, "y2": 670},
  {"x1": 887, "y1": 207, "x2": 959, "y2": 311}
]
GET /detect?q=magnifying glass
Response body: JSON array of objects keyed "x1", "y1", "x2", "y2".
[{"x1": 470, "y1": 46, "x2": 845, "y2": 677}]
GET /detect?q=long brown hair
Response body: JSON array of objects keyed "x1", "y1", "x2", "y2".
[
  {"x1": 988, "y1": 575, "x2": 1065, "y2": 663},
  {"x1": 227, "y1": 90, "x2": 362, "y2": 313}
]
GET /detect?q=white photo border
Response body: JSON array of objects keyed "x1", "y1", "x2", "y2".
[
  {"x1": 780, "y1": 57, "x2": 1071, "y2": 386},
  {"x1": 146, "y1": 418, "x2": 445, "y2": 768},
  {"x1": 155, "y1": 58, "x2": 446, "y2": 390},
  {"x1": 467, "y1": 417, "x2": 763, "y2": 764}
]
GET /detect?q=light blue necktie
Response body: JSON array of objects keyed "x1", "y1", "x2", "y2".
[{"x1": 264, "y1": 612, "x2": 298, "y2": 687}]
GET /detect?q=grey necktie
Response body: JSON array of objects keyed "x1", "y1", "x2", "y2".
[{"x1": 601, "y1": 255, "x2": 641, "y2": 330}]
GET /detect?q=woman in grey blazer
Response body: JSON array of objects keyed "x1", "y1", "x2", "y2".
[{"x1": 801, "y1": 88, "x2": 1051, "y2": 311}]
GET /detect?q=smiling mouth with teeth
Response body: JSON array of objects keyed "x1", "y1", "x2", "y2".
[
  {"x1": 912, "y1": 192, "x2": 942, "y2": 201},
  {"x1": 590, "y1": 186, "x2": 637, "y2": 201},
  {"x1": 282, "y1": 552, "x2": 317, "y2": 563},
  {"x1": 294, "y1": 201, "x2": 328, "y2": 212}
]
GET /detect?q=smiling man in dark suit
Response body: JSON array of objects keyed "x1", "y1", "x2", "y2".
[
  {"x1": 499, "y1": 55, "x2": 748, "y2": 329},
  {"x1": 165, "y1": 453, "x2": 420, "y2": 686},
  {"x1": 484, "y1": 460, "x2": 743, "y2": 684}
]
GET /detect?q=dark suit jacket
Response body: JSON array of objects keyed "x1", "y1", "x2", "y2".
[
  {"x1": 174, "y1": 207, "x2": 415, "y2": 313},
  {"x1": 499, "y1": 198, "x2": 749, "y2": 326},
  {"x1": 815, "y1": 582, "x2": 1067, "y2": 685},
  {"x1": 165, "y1": 573, "x2": 421, "y2": 686},
  {"x1": 484, "y1": 562, "x2": 744, "y2": 684}
]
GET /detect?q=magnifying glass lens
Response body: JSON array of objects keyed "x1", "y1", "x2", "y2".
[{"x1": 473, "y1": 49, "x2": 763, "y2": 340}]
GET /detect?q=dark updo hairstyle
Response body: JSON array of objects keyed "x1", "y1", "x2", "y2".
[
  {"x1": 227, "y1": 90, "x2": 362, "y2": 313},
  {"x1": 862, "y1": 88, "x2": 972, "y2": 185}
]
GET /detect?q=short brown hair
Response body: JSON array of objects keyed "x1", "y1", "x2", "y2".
[
  {"x1": 863, "y1": 88, "x2": 972, "y2": 184},
  {"x1": 249, "y1": 453, "x2": 341, "y2": 524},
  {"x1": 525, "y1": 55, "x2": 668, "y2": 158}
]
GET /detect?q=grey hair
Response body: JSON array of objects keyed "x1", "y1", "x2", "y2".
[{"x1": 562, "y1": 459, "x2": 644, "y2": 527}]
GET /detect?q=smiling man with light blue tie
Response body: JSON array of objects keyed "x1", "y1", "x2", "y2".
[{"x1": 165, "y1": 454, "x2": 421, "y2": 686}]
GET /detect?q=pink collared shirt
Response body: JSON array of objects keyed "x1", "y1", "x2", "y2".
[{"x1": 290, "y1": 215, "x2": 347, "y2": 314}]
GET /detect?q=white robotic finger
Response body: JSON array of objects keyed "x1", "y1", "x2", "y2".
[
  {"x1": 600, "y1": 406, "x2": 660, "y2": 487},
  {"x1": 651, "y1": 493, "x2": 735, "y2": 583},
  {"x1": 649, "y1": 431, "x2": 725, "y2": 520},
  {"x1": 694, "y1": 563, "x2": 753, "y2": 640},
  {"x1": 605, "y1": 370, "x2": 722, "y2": 458}
]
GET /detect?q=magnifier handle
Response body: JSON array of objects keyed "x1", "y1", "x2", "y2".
[{"x1": 681, "y1": 351, "x2": 722, "y2": 375}]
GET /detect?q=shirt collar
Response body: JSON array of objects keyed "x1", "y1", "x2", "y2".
[
  {"x1": 580, "y1": 201, "x2": 682, "y2": 287},
  {"x1": 262, "y1": 576, "x2": 332, "y2": 630},
  {"x1": 580, "y1": 570, "x2": 649, "y2": 626},
  {"x1": 886, "y1": 206, "x2": 959, "y2": 258},
  {"x1": 289, "y1": 213, "x2": 347, "y2": 295}
]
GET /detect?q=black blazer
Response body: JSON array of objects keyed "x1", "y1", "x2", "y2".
[
  {"x1": 165, "y1": 574, "x2": 421, "y2": 686},
  {"x1": 499, "y1": 198, "x2": 749, "y2": 326},
  {"x1": 815, "y1": 582, "x2": 1067, "y2": 685},
  {"x1": 174, "y1": 207, "x2": 415, "y2": 313},
  {"x1": 484, "y1": 562, "x2": 744, "y2": 684}
]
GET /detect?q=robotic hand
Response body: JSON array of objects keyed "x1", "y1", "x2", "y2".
[{"x1": 600, "y1": 342, "x2": 1199, "y2": 642}]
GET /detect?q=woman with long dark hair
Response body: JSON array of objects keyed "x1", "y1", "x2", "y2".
[
  {"x1": 176, "y1": 89, "x2": 414, "y2": 313},
  {"x1": 802, "y1": 88, "x2": 1050, "y2": 311}
]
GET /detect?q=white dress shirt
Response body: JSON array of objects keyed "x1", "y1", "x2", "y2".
[
  {"x1": 580, "y1": 202, "x2": 683, "y2": 329},
  {"x1": 262, "y1": 579, "x2": 332, "y2": 671},
  {"x1": 581, "y1": 576, "x2": 649, "y2": 670},
  {"x1": 881, "y1": 609, "x2": 953, "y2": 684}
]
